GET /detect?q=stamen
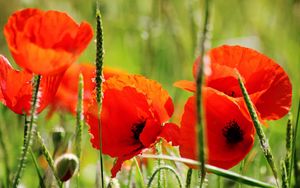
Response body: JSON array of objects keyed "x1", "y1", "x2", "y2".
[
  {"x1": 222, "y1": 120, "x2": 244, "y2": 144},
  {"x1": 131, "y1": 120, "x2": 146, "y2": 140}
]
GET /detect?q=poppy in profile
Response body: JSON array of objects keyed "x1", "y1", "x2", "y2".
[
  {"x1": 0, "y1": 55, "x2": 62, "y2": 114},
  {"x1": 49, "y1": 63, "x2": 125, "y2": 115},
  {"x1": 179, "y1": 88, "x2": 255, "y2": 169},
  {"x1": 175, "y1": 45, "x2": 292, "y2": 121},
  {"x1": 85, "y1": 75, "x2": 179, "y2": 177},
  {"x1": 4, "y1": 8, "x2": 93, "y2": 75}
]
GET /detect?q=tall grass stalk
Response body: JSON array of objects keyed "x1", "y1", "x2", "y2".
[
  {"x1": 185, "y1": 168, "x2": 193, "y2": 188},
  {"x1": 12, "y1": 75, "x2": 41, "y2": 187},
  {"x1": 29, "y1": 148, "x2": 45, "y2": 188},
  {"x1": 95, "y1": 1, "x2": 105, "y2": 187},
  {"x1": 75, "y1": 74, "x2": 84, "y2": 187},
  {"x1": 195, "y1": 0, "x2": 211, "y2": 187},
  {"x1": 284, "y1": 114, "x2": 293, "y2": 185},
  {"x1": 237, "y1": 72, "x2": 279, "y2": 187},
  {"x1": 133, "y1": 157, "x2": 145, "y2": 188},
  {"x1": 293, "y1": 99, "x2": 300, "y2": 186}
]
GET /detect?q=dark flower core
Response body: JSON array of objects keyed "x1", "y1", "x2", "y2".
[
  {"x1": 222, "y1": 120, "x2": 244, "y2": 144},
  {"x1": 131, "y1": 120, "x2": 146, "y2": 140}
]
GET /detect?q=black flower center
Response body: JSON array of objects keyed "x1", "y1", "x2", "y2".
[
  {"x1": 131, "y1": 120, "x2": 146, "y2": 140},
  {"x1": 222, "y1": 120, "x2": 244, "y2": 144}
]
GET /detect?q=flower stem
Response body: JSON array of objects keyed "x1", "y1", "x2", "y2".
[
  {"x1": 147, "y1": 165, "x2": 183, "y2": 188},
  {"x1": 12, "y1": 75, "x2": 41, "y2": 188},
  {"x1": 185, "y1": 168, "x2": 193, "y2": 188},
  {"x1": 195, "y1": 0, "x2": 211, "y2": 187},
  {"x1": 75, "y1": 74, "x2": 84, "y2": 187},
  {"x1": 96, "y1": 1, "x2": 105, "y2": 187},
  {"x1": 36, "y1": 131, "x2": 62, "y2": 187},
  {"x1": 140, "y1": 154, "x2": 276, "y2": 188},
  {"x1": 237, "y1": 72, "x2": 279, "y2": 187}
]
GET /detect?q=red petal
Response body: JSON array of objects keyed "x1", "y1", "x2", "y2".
[
  {"x1": 159, "y1": 123, "x2": 180, "y2": 146},
  {"x1": 173, "y1": 80, "x2": 196, "y2": 92}
]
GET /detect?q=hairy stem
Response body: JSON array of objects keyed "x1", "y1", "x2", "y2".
[{"x1": 12, "y1": 75, "x2": 41, "y2": 187}]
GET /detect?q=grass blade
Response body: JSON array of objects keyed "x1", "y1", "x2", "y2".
[
  {"x1": 140, "y1": 154, "x2": 276, "y2": 188},
  {"x1": 147, "y1": 165, "x2": 183, "y2": 188},
  {"x1": 237, "y1": 71, "x2": 279, "y2": 187}
]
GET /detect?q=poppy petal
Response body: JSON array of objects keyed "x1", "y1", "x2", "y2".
[
  {"x1": 159, "y1": 123, "x2": 180, "y2": 146},
  {"x1": 4, "y1": 8, "x2": 93, "y2": 75},
  {"x1": 173, "y1": 80, "x2": 196, "y2": 92}
]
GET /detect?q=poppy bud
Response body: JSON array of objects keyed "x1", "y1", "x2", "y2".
[
  {"x1": 52, "y1": 127, "x2": 65, "y2": 149},
  {"x1": 54, "y1": 153, "x2": 79, "y2": 182}
]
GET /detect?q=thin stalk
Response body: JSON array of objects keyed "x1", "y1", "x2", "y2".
[
  {"x1": 284, "y1": 114, "x2": 293, "y2": 185},
  {"x1": 147, "y1": 166, "x2": 183, "y2": 188},
  {"x1": 280, "y1": 161, "x2": 288, "y2": 188},
  {"x1": 155, "y1": 139, "x2": 163, "y2": 188},
  {"x1": 0, "y1": 122, "x2": 10, "y2": 188},
  {"x1": 195, "y1": 0, "x2": 211, "y2": 187},
  {"x1": 185, "y1": 168, "x2": 193, "y2": 188},
  {"x1": 96, "y1": 1, "x2": 105, "y2": 187},
  {"x1": 12, "y1": 75, "x2": 41, "y2": 187},
  {"x1": 140, "y1": 154, "x2": 276, "y2": 188},
  {"x1": 75, "y1": 74, "x2": 84, "y2": 187},
  {"x1": 133, "y1": 157, "x2": 145, "y2": 188},
  {"x1": 29, "y1": 148, "x2": 45, "y2": 188},
  {"x1": 126, "y1": 162, "x2": 134, "y2": 188},
  {"x1": 237, "y1": 72, "x2": 279, "y2": 187},
  {"x1": 293, "y1": 99, "x2": 300, "y2": 186},
  {"x1": 36, "y1": 131, "x2": 62, "y2": 187}
]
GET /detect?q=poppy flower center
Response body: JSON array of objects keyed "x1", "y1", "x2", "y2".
[
  {"x1": 222, "y1": 120, "x2": 244, "y2": 144},
  {"x1": 131, "y1": 120, "x2": 146, "y2": 140}
]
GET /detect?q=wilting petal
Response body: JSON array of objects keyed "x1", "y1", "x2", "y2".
[{"x1": 173, "y1": 80, "x2": 196, "y2": 92}]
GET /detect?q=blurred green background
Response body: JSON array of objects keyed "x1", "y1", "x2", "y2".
[{"x1": 0, "y1": 0, "x2": 300, "y2": 187}]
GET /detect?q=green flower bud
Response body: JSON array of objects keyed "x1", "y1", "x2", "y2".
[
  {"x1": 52, "y1": 127, "x2": 65, "y2": 149},
  {"x1": 54, "y1": 153, "x2": 79, "y2": 182}
]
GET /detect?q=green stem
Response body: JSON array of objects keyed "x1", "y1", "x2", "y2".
[
  {"x1": 284, "y1": 114, "x2": 293, "y2": 185},
  {"x1": 29, "y1": 148, "x2": 45, "y2": 188},
  {"x1": 237, "y1": 72, "x2": 279, "y2": 187},
  {"x1": 195, "y1": 0, "x2": 211, "y2": 187},
  {"x1": 12, "y1": 75, "x2": 41, "y2": 188},
  {"x1": 280, "y1": 161, "x2": 288, "y2": 188},
  {"x1": 147, "y1": 166, "x2": 183, "y2": 188},
  {"x1": 0, "y1": 122, "x2": 10, "y2": 188},
  {"x1": 185, "y1": 168, "x2": 193, "y2": 188},
  {"x1": 36, "y1": 131, "x2": 62, "y2": 187},
  {"x1": 75, "y1": 74, "x2": 84, "y2": 187},
  {"x1": 293, "y1": 99, "x2": 300, "y2": 187},
  {"x1": 133, "y1": 157, "x2": 145, "y2": 188},
  {"x1": 140, "y1": 154, "x2": 276, "y2": 188},
  {"x1": 96, "y1": 1, "x2": 105, "y2": 187}
]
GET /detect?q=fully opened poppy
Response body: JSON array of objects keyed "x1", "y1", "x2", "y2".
[
  {"x1": 175, "y1": 45, "x2": 292, "y2": 121},
  {"x1": 85, "y1": 75, "x2": 179, "y2": 177},
  {"x1": 49, "y1": 63, "x2": 125, "y2": 115},
  {"x1": 4, "y1": 8, "x2": 93, "y2": 75},
  {"x1": 0, "y1": 55, "x2": 62, "y2": 114},
  {"x1": 180, "y1": 88, "x2": 255, "y2": 169}
]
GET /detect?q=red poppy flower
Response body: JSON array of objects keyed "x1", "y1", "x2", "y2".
[
  {"x1": 49, "y1": 63, "x2": 125, "y2": 115},
  {"x1": 4, "y1": 8, "x2": 93, "y2": 75},
  {"x1": 0, "y1": 55, "x2": 62, "y2": 114},
  {"x1": 175, "y1": 45, "x2": 292, "y2": 121},
  {"x1": 179, "y1": 87, "x2": 255, "y2": 169},
  {"x1": 85, "y1": 75, "x2": 179, "y2": 177}
]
